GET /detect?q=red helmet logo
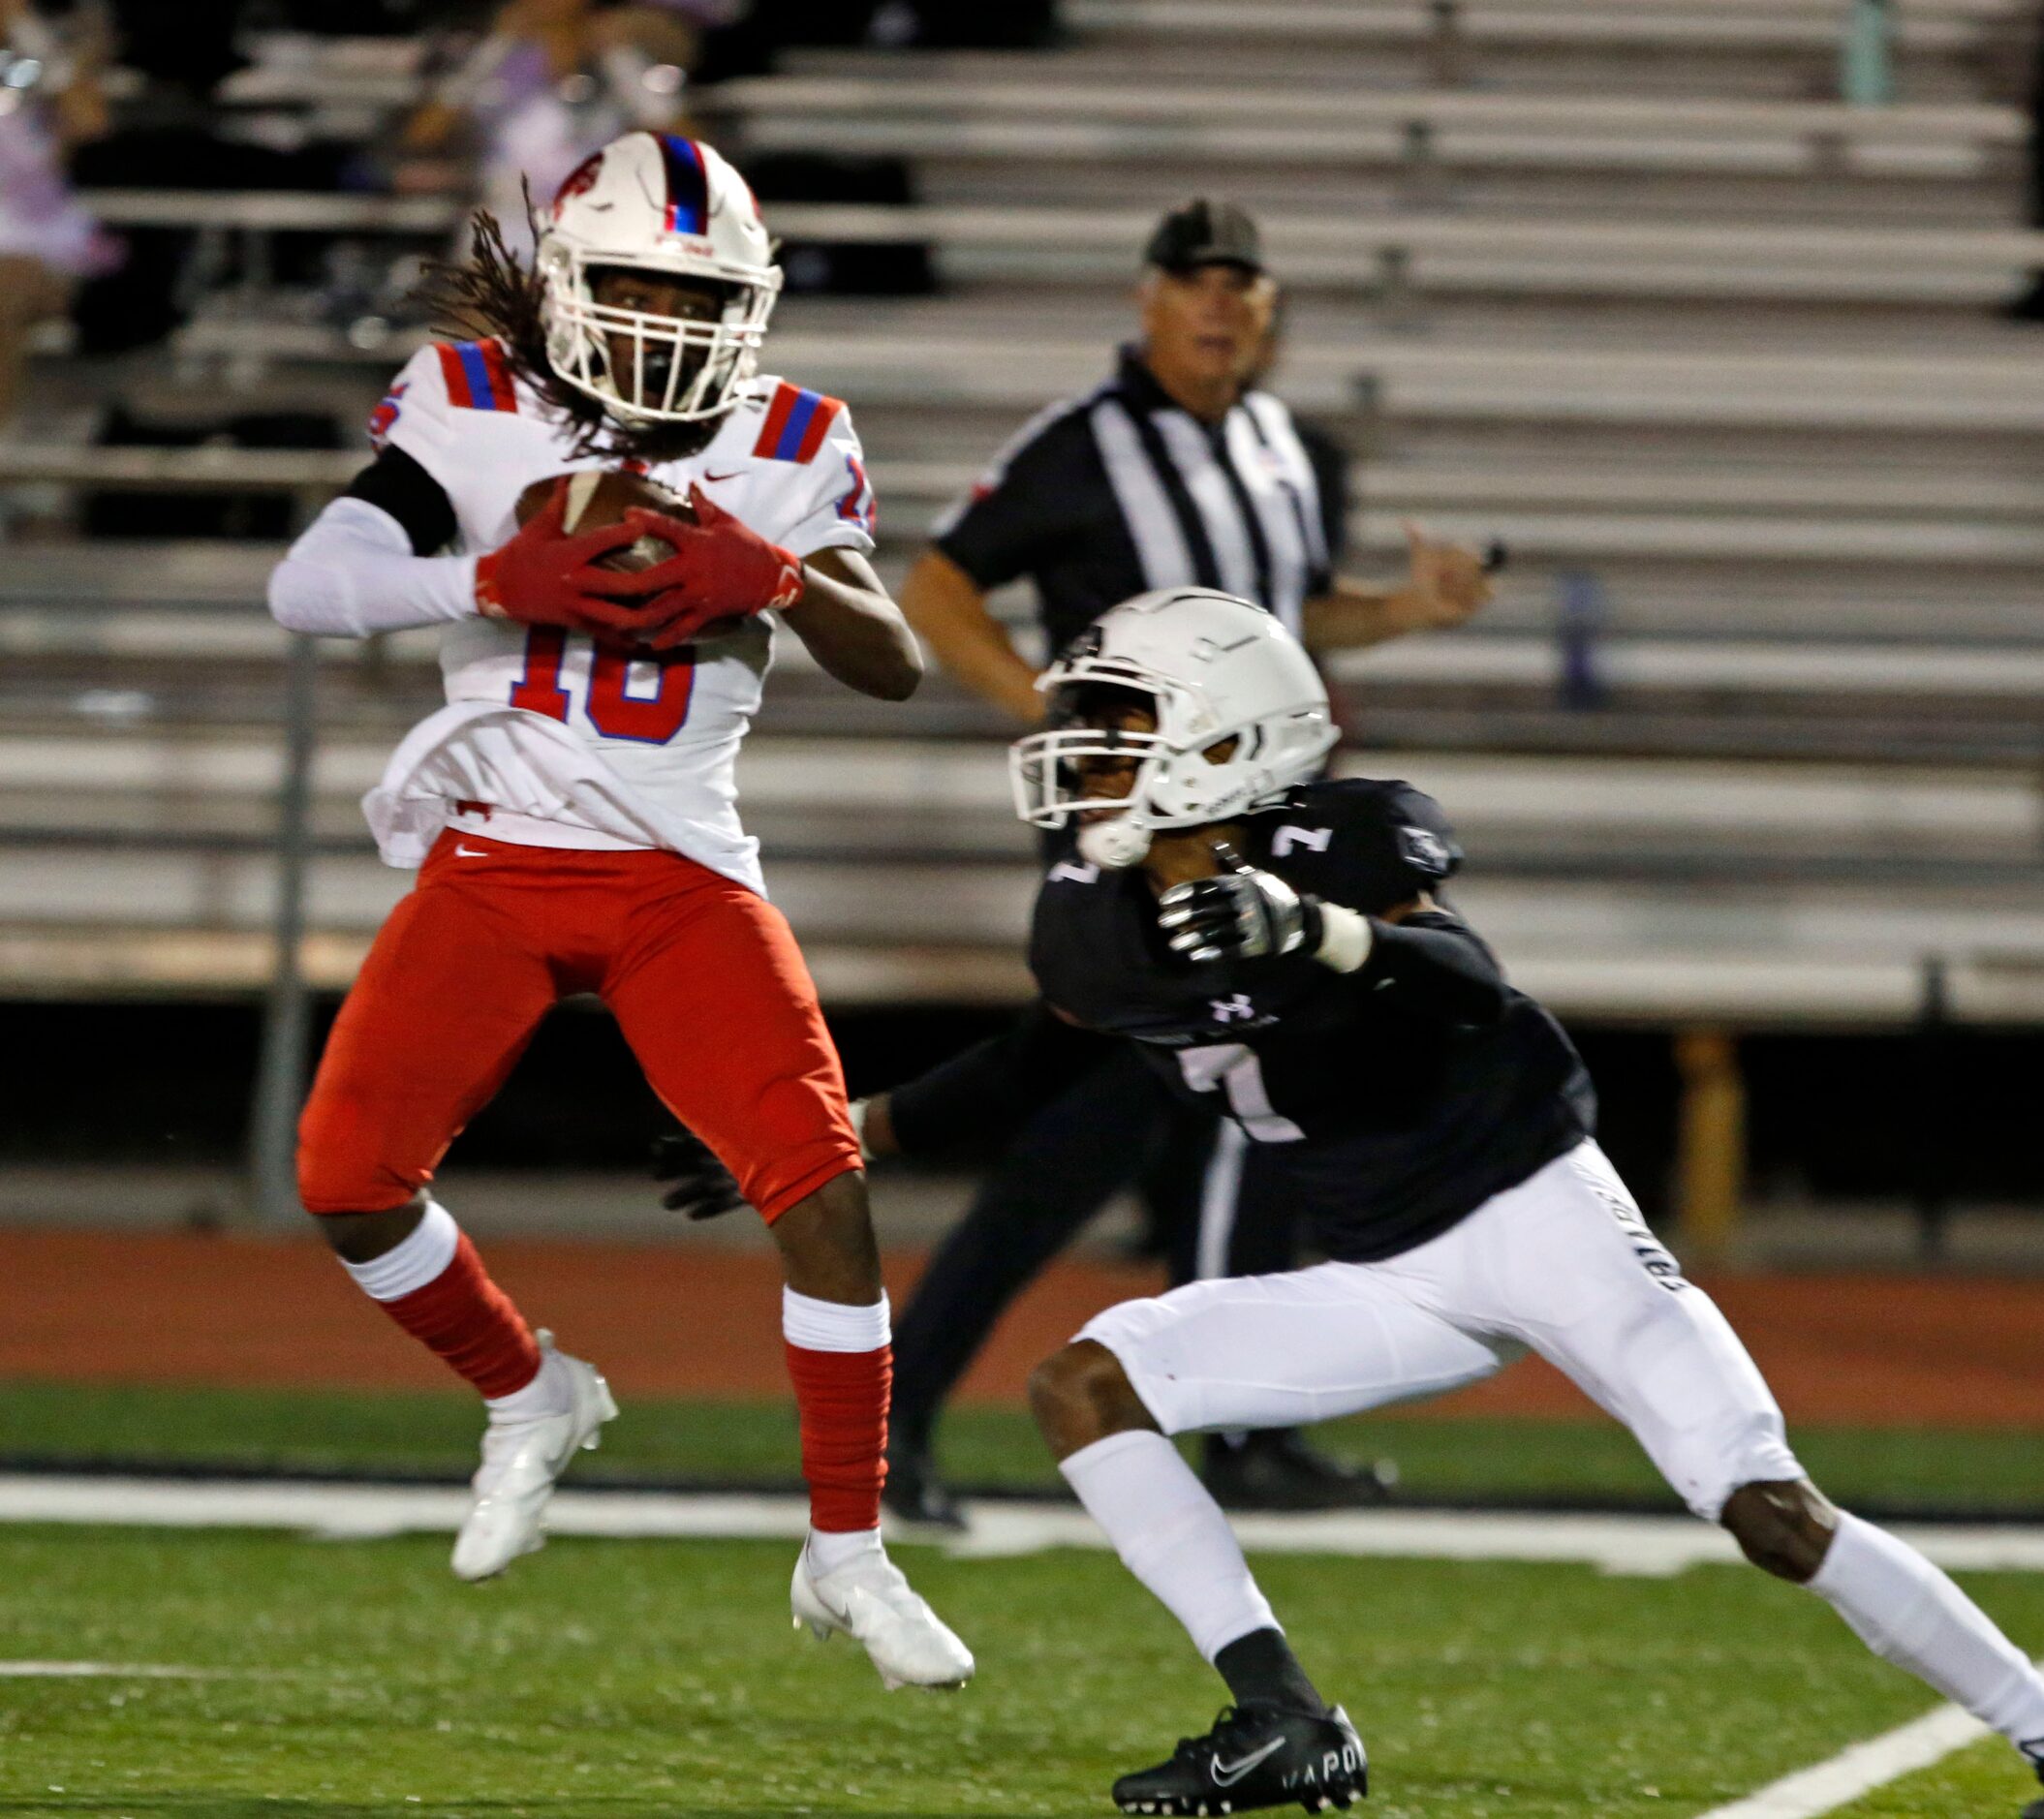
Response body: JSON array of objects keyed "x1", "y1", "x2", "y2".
[{"x1": 552, "y1": 152, "x2": 604, "y2": 217}]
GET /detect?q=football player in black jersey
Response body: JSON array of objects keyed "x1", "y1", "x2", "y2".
[{"x1": 972, "y1": 590, "x2": 2044, "y2": 1816}]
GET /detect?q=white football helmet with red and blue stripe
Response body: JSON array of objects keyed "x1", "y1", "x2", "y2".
[{"x1": 537, "y1": 132, "x2": 782, "y2": 425}]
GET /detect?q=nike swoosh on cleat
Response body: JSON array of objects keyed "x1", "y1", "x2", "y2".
[{"x1": 1209, "y1": 1739, "x2": 1285, "y2": 1787}]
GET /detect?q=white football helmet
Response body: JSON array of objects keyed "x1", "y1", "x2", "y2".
[
  {"x1": 1011, "y1": 589, "x2": 1338, "y2": 869},
  {"x1": 537, "y1": 132, "x2": 781, "y2": 424}
]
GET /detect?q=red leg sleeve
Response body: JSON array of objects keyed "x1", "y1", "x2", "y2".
[
  {"x1": 382, "y1": 1232, "x2": 541, "y2": 1400},
  {"x1": 784, "y1": 1341, "x2": 890, "y2": 1532}
]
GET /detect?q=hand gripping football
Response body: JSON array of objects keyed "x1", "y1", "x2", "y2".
[{"x1": 513, "y1": 470, "x2": 697, "y2": 573}]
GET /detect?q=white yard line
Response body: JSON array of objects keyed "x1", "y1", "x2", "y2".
[
  {"x1": 1692, "y1": 1701, "x2": 1994, "y2": 1818},
  {"x1": 0, "y1": 1662, "x2": 227, "y2": 1679},
  {"x1": 3, "y1": 1476, "x2": 2044, "y2": 1583}
]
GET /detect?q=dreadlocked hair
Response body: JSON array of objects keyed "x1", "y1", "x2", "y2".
[{"x1": 413, "y1": 198, "x2": 718, "y2": 464}]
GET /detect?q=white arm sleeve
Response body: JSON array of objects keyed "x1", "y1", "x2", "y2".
[{"x1": 267, "y1": 497, "x2": 481, "y2": 638}]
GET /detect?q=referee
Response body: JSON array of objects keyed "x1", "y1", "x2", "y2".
[
  {"x1": 905, "y1": 198, "x2": 1489, "y2": 712},
  {"x1": 896, "y1": 200, "x2": 1496, "y2": 1525}
]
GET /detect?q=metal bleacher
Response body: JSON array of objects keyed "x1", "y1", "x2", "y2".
[{"x1": 7, "y1": 0, "x2": 2044, "y2": 1028}]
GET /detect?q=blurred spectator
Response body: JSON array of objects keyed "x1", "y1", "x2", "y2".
[
  {"x1": 65, "y1": 0, "x2": 338, "y2": 355},
  {"x1": 104, "y1": 0, "x2": 240, "y2": 97},
  {"x1": 398, "y1": 0, "x2": 697, "y2": 254},
  {"x1": 0, "y1": 0, "x2": 114, "y2": 429}
]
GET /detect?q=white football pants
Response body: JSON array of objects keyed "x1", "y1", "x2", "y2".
[{"x1": 1079, "y1": 1139, "x2": 1802, "y2": 1520}]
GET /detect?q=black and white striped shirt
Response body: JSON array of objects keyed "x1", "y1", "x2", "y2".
[{"x1": 933, "y1": 347, "x2": 1339, "y2": 659}]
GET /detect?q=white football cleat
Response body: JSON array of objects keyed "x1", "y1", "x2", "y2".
[
  {"x1": 451, "y1": 1333, "x2": 617, "y2": 1583},
  {"x1": 790, "y1": 1539, "x2": 976, "y2": 1691}
]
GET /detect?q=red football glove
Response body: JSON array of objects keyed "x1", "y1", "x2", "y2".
[
  {"x1": 474, "y1": 479, "x2": 657, "y2": 640},
  {"x1": 621, "y1": 485, "x2": 807, "y2": 652}
]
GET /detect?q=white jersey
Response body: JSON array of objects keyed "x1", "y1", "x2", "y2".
[{"x1": 368, "y1": 336, "x2": 877, "y2": 892}]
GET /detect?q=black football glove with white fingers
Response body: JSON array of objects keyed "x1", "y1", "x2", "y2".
[
  {"x1": 651, "y1": 1123, "x2": 752, "y2": 1221},
  {"x1": 1157, "y1": 846, "x2": 1324, "y2": 965}
]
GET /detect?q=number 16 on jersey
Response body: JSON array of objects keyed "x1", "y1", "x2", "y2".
[{"x1": 510, "y1": 627, "x2": 697, "y2": 745}]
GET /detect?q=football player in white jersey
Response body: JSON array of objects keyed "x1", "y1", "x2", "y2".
[
  {"x1": 1008, "y1": 592, "x2": 2044, "y2": 1814},
  {"x1": 266, "y1": 132, "x2": 973, "y2": 1693}
]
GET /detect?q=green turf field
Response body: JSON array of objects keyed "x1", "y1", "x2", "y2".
[
  {"x1": 5, "y1": 1383, "x2": 2043, "y2": 1816},
  {"x1": 5, "y1": 1379, "x2": 2042, "y2": 1517},
  {"x1": 0, "y1": 1526, "x2": 2040, "y2": 1818}
]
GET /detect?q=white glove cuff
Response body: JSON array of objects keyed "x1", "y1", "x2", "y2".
[{"x1": 1314, "y1": 903, "x2": 1375, "y2": 974}]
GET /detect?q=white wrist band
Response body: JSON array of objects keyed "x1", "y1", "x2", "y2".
[
  {"x1": 1314, "y1": 903, "x2": 1375, "y2": 974},
  {"x1": 848, "y1": 1097, "x2": 874, "y2": 1161}
]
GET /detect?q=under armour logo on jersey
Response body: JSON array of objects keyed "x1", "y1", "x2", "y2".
[
  {"x1": 1270, "y1": 824, "x2": 1332, "y2": 858},
  {"x1": 1398, "y1": 824, "x2": 1454, "y2": 877},
  {"x1": 1209, "y1": 994, "x2": 1256, "y2": 1024},
  {"x1": 1048, "y1": 860, "x2": 1099, "y2": 885}
]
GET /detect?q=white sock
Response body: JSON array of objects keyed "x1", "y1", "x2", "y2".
[
  {"x1": 1061, "y1": 1429, "x2": 1277, "y2": 1662},
  {"x1": 339, "y1": 1201, "x2": 563, "y2": 1419},
  {"x1": 1812, "y1": 1512, "x2": 2044, "y2": 1749},
  {"x1": 806, "y1": 1526, "x2": 885, "y2": 1576},
  {"x1": 338, "y1": 1199, "x2": 458, "y2": 1302},
  {"x1": 782, "y1": 1287, "x2": 890, "y2": 1352},
  {"x1": 483, "y1": 1348, "x2": 568, "y2": 1420}
]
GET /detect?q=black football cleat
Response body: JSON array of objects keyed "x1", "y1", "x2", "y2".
[
  {"x1": 1112, "y1": 1702, "x2": 1367, "y2": 1815},
  {"x1": 882, "y1": 1445, "x2": 968, "y2": 1532},
  {"x1": 1203, "y1": 1430, "x2": 1395, "y2": 1513}
]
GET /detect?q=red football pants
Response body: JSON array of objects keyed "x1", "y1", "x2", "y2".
[{"x1": 298, "y1": 832, "x2": 861, "y2": 1221}]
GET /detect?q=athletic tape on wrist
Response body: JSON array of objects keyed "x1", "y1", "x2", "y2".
[{"x1": 1314, "y1": 903, "x2": 1375, "y2": 974}]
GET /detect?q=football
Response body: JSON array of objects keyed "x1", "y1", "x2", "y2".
[{"x1": 514, "y1": 470, "x2": 695, "y2": 574}]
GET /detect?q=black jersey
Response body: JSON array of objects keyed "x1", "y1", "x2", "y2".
[{"x1": 1028, "y1": 779, "x2": 1595, "y2": 1262}]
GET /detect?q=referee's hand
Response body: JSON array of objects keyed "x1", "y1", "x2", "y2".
[{"x1": 1400, "y1": 520, "x2": 1495, "y2": 629}]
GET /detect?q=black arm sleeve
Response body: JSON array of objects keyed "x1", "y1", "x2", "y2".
[
  {"x1": 886, "y1": 999, "x2": 1113, "y2": 1156},
  {"x1": 343, "y1": 444, "x2": 458, "y2": 556},
  {"x1": 1348, "y1": 910, "x2": 1509, "y2": 1025}
]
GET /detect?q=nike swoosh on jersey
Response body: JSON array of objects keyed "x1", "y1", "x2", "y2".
[
  {"x1": 702, "y1": 470, "x2": 744, "y2": 483},
  {"x1": 1210, "y1": 1739, "x2": 1285, "y2": 1787}
]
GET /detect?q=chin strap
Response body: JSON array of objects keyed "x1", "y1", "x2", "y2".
[{"x1": 1077, "y1": 816, "x2": 1155, "y2": 869}]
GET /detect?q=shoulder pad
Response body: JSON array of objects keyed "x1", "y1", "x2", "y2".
[
  {"x1": 1265, "y1": 777, "x2": 1462, "y2": 879},
  {"x1": 748, "y1": 380, "x2": 846, "y2": 463},
  {"x1": 432, "y1": 339, "x2": 521, "y2": 415}
]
